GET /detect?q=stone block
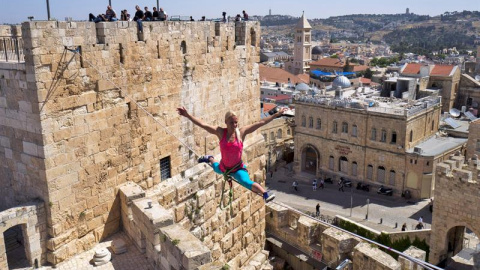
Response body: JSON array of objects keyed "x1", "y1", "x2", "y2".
[
  {"x1": 161, "y1": 224, "x2": 211, "y2": 269},
  {"x1": 176, "y1": 179, "x2": 200, "y2": 202},
  {"x1": 398, "y1": 246, "x2": 426, "y2": 270}
]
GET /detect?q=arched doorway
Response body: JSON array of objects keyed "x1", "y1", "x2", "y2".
[
  {"x1": 438, "y1": 225, "x2": 479, "y2": 269},
  {"x1": 3, "y1": 225, "x2": 30, "y2": 269},
  {"x1": 302, "y1": 145, "x2": 318, "y2": 174}
]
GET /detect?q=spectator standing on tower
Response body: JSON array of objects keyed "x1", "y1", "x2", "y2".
[
  {"x1": 152, "y1": 7, "x2": 159, "y2": 21},
  {"x1": 133, "y1": 5, "x2": 144, "y2": 32},
  {"x1": 158, "y1": 8, "x2": 168, "y2": 21},
  {"x1": 105, "y1": 5, "x2": 118, "y2": 21},
  {"x1": 222, "y1": 11, "x2": 227, "y2": 22},
  {"x1": 144, "y1": 6, "x2": 153, "y2": 21},
  {"x1": 242, "y1": 10, "x2": 249, "y2": 21}
]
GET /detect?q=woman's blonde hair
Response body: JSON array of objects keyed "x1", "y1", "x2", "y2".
[
  {"x1": 224, "y1": 111, "x2": 237, "y2": 122},
  {"x1": 224, "y1": 111, "x2": 242, "y2": 142}
]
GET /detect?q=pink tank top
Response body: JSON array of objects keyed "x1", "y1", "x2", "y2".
[{"x1": 219, "y1": 129, "x2": 243, "y2": 172}]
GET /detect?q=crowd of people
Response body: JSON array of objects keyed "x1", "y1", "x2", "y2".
[
  {"x1": 89, "y1": 5, "x2": 168, "y2": 23},
  {"x1": 89, "y1": 5, "x2": 250, "y2": 25}
]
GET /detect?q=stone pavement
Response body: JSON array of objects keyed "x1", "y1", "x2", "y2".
[
  {"x1": 37, "y1": 232, "x2": 152, "y2": 270},
  {"x1": 266, "y1": 169, "x2": 433, "y2": 233}
]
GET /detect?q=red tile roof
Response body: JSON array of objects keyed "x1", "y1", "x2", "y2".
[
  {"x1": 431, "y1": 65, "x2": 455, "y2": 76},
  {"x1": 310, "y1": 58, "x2": 345, "y2": 68},
  {"x1": 402, "y1": 63, "x2": 422, "y2": 75},
  {"x1": 259, "y1": 65, "x2": 309, "y2": 84},
  {"x1": 360, "y1": 77, "x2": 371, "y2": 84},
  {"x1": 262, "y1": 103, "x2": 276, "y2": 113},
  {"x1": 353, "y1": 65, "x2": 369, "y2": 72}
]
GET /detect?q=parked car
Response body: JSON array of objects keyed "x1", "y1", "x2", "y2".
[{"x1": 377, "y1": 185, "x2": 393, "y2": 196}]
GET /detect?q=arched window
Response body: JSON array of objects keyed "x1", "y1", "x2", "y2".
[
  {"x1": 342, "y1": 122, "x2": 348, "y2": 133},
  {"x1": 287, "y1": 128, "x2": 291, "y2": 135},
  {"x1": 270, "y1": 132, "x2": 274, "y2": 141},
  {"x1": 329, "y1": 156, "x2": 334, "y2": 170},
  {"x1": 316, "y1": 118, "x2": 321, "y2": 130},
  {"x1": 277, "y1": 129, "x2": 282, "y2": 139},
  {"x1": 380, "y1": 130, "x2": 387, "y2": 142},
  {"x1": 371, "y1": 128, "x2": 376, "y2": 141},
  {"x1": 352, "y1": 162, "x2": 358, "y2": 176},
  {"x1": 301, "y1": 116, "x2": 306, "y2": 127},
  {"x1": 352, "y1": 125, "x2": 357, "y2": 137},
  {"x1": 339, "y1": 156, "x2": 348, "y2": 173},
  {"x1": 367, "y1": 165, "x2": 373, "y2": 180},
  {"x1": 389, "y1": 170, "x2": 395, "y2": 185},
  {"x1": 263, "y1": 133, "x2": 267, "y2": 142},
  {"x1": 391, "y1": 131, "x2": 397, "y2": 144},
  {"x1": 332, "y1": 121, "x2": 338, "y2": 133},
  {"x1": 377, "y1": 166, "x2": 386, "y2": 183},
  {"x1": 409, "y1": 130, "x2": 413, "y2": 142},
  {"x1": 309, "y1": 117, "x2": 314, "y2": 128}
]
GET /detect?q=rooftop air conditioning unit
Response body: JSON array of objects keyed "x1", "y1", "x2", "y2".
[{"x1": 413, "y1": 147, "x2": 423, "y2": 154}]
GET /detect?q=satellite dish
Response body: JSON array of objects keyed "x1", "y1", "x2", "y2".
[{"x1": 449, "y1": 108, "x2": 461, "y2": 118}]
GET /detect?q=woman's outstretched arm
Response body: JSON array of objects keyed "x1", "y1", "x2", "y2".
[
  {"x1": 240, "y1": 107, "x2": 287, "y2": 140},
  {"x1": 177, "y1": 107, "x2": 220, "y2": 137}
]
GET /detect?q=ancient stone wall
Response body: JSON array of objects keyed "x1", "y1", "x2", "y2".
[
  {"x1": 0, "y1": 60, "x2": 49, "y2": 211},
  {"x1": 467, "y1": 120, "x2": 480, "y2": 159},
  {"x1": 266, "y1": 204, "x2": 426, "y2": 270},
  {"x1": 3, "y1": 19, "x2": 264, "y2": 266},
  {"x1": 429, "y1": 153, "x2": 480, "y2": 264}
]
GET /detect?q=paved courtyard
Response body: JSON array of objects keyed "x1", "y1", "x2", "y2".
[
  {"x1": 266, "y1": 169, "x2": 433, "y2": 232},
  {"x1": 35, "y1": 232, "x2": 152, "y2": 270}
]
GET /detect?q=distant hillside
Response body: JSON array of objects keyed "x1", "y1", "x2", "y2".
[{"x1": 260, "y1": 11, "x2": 480, "y2": 55}]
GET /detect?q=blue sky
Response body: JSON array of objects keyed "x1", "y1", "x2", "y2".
[{"x1": 1, "y1": 0, "x2": 479, "y2": 24}]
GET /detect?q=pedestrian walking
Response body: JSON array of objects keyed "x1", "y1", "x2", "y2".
[
  {"x1": 316, "y1": 203, "x2": 320, "y2": 217},
  {"x1": 313, "y1": 179, "x2": 317, "y2": 191},
  {"x1": 338, "y1": 181, "x2": 344, "y2": 192},
  {"x1": 292, "y1": 181, "x2": 298, "y2": 191}
]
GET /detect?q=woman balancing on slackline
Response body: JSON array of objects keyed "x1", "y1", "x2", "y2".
[{"x1": 177, "y1": 107, "x2": 287, "y2": 202}]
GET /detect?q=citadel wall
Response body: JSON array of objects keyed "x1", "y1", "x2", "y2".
[
  {"x1": 429, "y1": 152, "x2": 480, "y2": 265},
  {"x1": 0, "y1": 20, "x2": 267, "y2": 268}
]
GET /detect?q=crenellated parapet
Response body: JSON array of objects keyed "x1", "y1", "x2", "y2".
[{"x1": 435, "y1": 152, "x2": 479, "y2": 184}]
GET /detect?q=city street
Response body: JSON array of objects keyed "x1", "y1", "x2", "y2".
[{"x1": 266, "y1": 169, "x2": 433, "y2": 232}]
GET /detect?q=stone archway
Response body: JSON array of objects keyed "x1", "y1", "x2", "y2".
[
  {"x1": 436, "y1": 225, "x2": 480, "y2": 269},
  {"x1": 0, "y1": 202, "x2": 45, "y2": 270},
  {"x1": 301, "y1": 144, "x2": 319, "y2": 175}
]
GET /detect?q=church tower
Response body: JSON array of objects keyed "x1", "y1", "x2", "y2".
[{"x1": 286, "y1": 12, "x2": 312, "y2": 75}]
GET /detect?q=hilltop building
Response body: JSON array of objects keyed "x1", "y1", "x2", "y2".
[{"x1": 284, "y1": 12, "x2": 312, "y2": 75}]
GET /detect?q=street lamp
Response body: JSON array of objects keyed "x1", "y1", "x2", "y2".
[{"x1": 366, "y1": 198, "x2": 370, "y2": 220}]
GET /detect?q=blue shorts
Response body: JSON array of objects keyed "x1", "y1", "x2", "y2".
[{"x1": 211, "y1": 162, "x2": 254, "y2": 190}]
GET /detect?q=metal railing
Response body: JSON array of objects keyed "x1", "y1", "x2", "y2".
[{"x1": 0, "y1": 36, "x2": 24, "y2": 63}]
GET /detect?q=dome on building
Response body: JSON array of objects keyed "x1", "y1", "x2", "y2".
[
  {"x1": 332, "y1": 76, "x2": 351, "y2": 89},
  {"x1": 295, "y1": 83, "x2": 310, "y2": 92},
  {"x1": 312, "y1": 46, "x2": 323, "y2": 55}
]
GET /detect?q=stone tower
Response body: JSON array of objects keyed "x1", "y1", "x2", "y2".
[
  {"x1": 429, "y1": 152, "x2": 480, "y2": 266},
  {"x1": 0, "y1": 20, "x2": 268, "y2": 269},
  {"x1": 286, "y1": 12, "x2": 312, "y2": 75}
]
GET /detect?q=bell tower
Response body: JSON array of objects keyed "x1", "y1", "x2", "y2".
[{"x1": 291, "y1": 12, "x2": 312, "y2": 75}]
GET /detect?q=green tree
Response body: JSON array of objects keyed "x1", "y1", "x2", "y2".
[{"x1": 364, "y1": 68, "x2": 373, "y2": 79}]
